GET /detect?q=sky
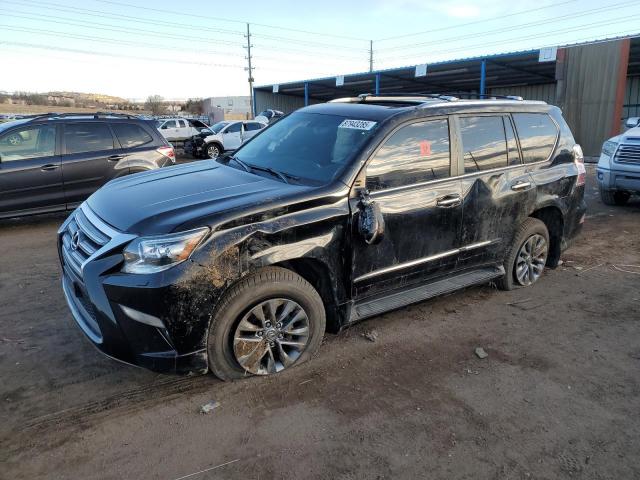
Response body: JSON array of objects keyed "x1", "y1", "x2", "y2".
[{"x1": 1, "y1": 0, "x2": 639, "y2": 100}]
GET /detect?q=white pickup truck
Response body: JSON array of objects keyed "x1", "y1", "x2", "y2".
[{"x1": 156, "y1": 118, "x2": 210, "y2": 143}]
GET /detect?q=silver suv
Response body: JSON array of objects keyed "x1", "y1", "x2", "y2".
[{"x1": 597, "y1": 117, "x2": 640, "y2": 205}]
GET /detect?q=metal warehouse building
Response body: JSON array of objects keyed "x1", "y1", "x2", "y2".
[{"x1": 254, "y1": 35, "x2": 640, "y2": 156}]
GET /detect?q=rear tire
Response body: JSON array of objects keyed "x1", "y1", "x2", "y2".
[
  {"x1": 599, "y1": 186, "x2": 630, "y2": 206},
  {"x1": 497, "y1": 218, "x2": 549, "y2": 291},
  {"x1": 207, "y1": 267, "x2": 326, "y2": 381}
]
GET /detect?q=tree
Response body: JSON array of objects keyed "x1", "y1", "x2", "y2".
[
  {"x1": 145, "y1": 95, "x2": 166, "y2": 115},
  {"x1": 184, "y1": 98, "x2": 204, "y2": 115}
]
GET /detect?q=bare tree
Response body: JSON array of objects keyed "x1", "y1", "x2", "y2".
[{"x1": 145, "y1": 95, "x2": 166, "y2": 115}]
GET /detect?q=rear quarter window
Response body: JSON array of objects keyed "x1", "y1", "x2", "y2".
[
  {"x1": 513, "y1": 113, "x2": 559, "y2": 163},
  {"x1": 112, "y1": 123, "x2": 154, "y2": 148}
]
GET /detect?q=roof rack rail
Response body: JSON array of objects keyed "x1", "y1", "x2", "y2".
[
  {"x1": 357, "y1": 92, "x2": 459, "y2": 102},
  {"x1": 437, "y1": 91, "x2": 524, "y2": 101},
  {"x1": 28, "y1": 111, "x2": 141, "y2": 121}
]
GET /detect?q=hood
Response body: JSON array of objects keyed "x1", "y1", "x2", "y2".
[
  {"x1": 621, "y1": 126, "x2": 640, "y2": 141},
  {"x1": 88, "y1": 161, "x2": 309, "y2": 234}
]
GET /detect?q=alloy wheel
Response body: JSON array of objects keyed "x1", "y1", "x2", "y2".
[
  {"x1": 207, "y1": 145, "x2": 220, "y2": 159},
  {"x1": 233, "y1": 298, "x2": 310, "y2": 375},
  {"x1": 8, "y1": 134, "x2": 21, "y2": 146},
  {"x1": 515, "y1": 234, "x2": 548, "y2": 286}
]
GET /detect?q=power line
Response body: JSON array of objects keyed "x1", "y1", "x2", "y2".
[
  {"x1": 376, "y1": 0, "x2": 639, "y2": 53},
  {"x1": 93, "y1": 0, "x2": 370, "y2": 42},
  {"x1": 0, "y1": 24, "x2": 246, "y2": 58},
  {"x1": 376, "y1": 0, "x2": 582, "y2": 42},
  {"x1": 379, "y1": 14, "x2": 640, "y2": 62},
  {"x1": 0, "y1": 10, "x2": 246, "y2": 47}
]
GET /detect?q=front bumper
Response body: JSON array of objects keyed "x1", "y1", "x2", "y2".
[
  {"x1": 57, "y1": 206, "x2": 211, "y2": 374},
  {"x1": 597, "y1": 167, "x2": 640, "y2": 193}
]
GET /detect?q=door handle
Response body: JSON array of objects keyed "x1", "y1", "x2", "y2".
[
  {"x1": 41, "y1": 164, "x2": 59, "y2": 171},
  {"x1": 511, "y1": 181, "x2": 532, "y2": 191},
  {"x1": 108, "y1": 155, "x2": 124, "y2": 161},
  {"x1": 436, "y1": 194, "x2": 462, "y2": 208}
]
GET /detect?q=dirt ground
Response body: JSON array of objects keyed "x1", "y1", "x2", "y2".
[{"x1": 1, "y1": 166, "x2": 639, "y2": 480}]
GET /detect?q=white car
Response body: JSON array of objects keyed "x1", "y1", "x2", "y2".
[
  {"x1": 193, "y1": 120, "x2": 266, "y2": 159},
  {"x1": 156, "y1": 118, "x2": 210, "y2": 142}
]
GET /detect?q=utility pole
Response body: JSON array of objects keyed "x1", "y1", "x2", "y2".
[
  {"x1": 244, "y1": 23, "x2": 255, "y2": 118},
  {"x1": 369, "y1": 40, "x2": 373, "y2": 72}
]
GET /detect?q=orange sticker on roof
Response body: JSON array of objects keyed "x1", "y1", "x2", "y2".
[{"x1": 420, "y1": 140, "x2": 431, "y2": 156}]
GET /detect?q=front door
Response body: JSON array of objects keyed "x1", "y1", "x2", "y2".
[
  {"x1": 0, "y1": 123, "x2": 64, "y2": 216},
  {"x1": 350, "y1": 118, "x2": 463, "y2": 300},
  {"x1": 222, "y1": 122, "x2": 243, "y2": 150},
  {"x1": 61, "y1": 122, "x2": 118, "y2": 206},
  {"x1": 455, "y1": 114, "x2": 536, "y2": 269}
]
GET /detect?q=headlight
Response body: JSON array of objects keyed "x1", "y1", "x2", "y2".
[
  {"x1": 122, "y1": 227, "x2": 209, "y2": 274},
  {"x1": 602, "y1": 140, "x2": 618, "y2": 157}
]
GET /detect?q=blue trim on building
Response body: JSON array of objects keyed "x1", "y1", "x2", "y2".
[
  {"x1": 304, "y1": 82, "x2": 309, "y2": 106},
  {"x1": 480, "y1": 59, "x2": 486, "y2": 99},
  {"x1": 375, "y1": 73, "x2": 380, "y2": 95}
]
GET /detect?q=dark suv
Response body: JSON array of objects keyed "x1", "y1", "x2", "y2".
[
  {"x1": 58, "y1": 95, "x2": 586, "y2": 379},
  {"x1": 0, "y1": 112, "x2": 175, "y2": 218}
]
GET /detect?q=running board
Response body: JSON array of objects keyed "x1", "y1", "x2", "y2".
[{"x1": 350, "y1": 266, "x2": 504, "y2": 322}]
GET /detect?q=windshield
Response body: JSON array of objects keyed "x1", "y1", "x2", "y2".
[
  {"x1": 233, "y1": 112, "x2": 378, "y2": 184},
  {"x1": 210, "y1": 121, "x2": 229, "y2": 134}
]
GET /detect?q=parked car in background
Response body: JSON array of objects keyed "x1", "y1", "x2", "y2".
[
  {"x1": 58, "y1": 94, "x2": 586, "y2": 379},
  {"x1": 185, "y1": 120, "x2": 266, "y2": 159},
  {"x1": 596, "y1": 117, "x2": 640, "y2": 205},
  {"x1": 255, "y1": 109, "x2": 284, "y2": 124},
  {"x1": 156, "y1": 118, "x2": 211, "y2": 143},
  {"x1": 0, "y1": 112, "x2": 174, "y2": 218}
]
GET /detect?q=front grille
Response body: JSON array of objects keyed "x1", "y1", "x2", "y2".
[
  {"x1": 61, "y1": 207, "x2": 112, "y2": 278},
  {"x1": 614, "y1": 143, "x2": 640, "y2": 164}
]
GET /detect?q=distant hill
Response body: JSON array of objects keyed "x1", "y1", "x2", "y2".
[{"x1": 47, "y1": 91, "x2": 129, "y2": 105}]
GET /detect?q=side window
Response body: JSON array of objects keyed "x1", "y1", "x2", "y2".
[
  {"x1": 366, "y1": 119, "x2": 450, "y2": 191},
  {"x1": 64, "y1": 123, "x2": 114, "y2": 154},
  {"x1": 162, "y1": 120, "x2": 177, "y2": 129},
  {"x1": 0, "y1": 125, "x2": 56, "y2": 162},
  {"x1": 459, "y1": 116, "x2": 509, "y2": 172},
  {"x1": 226, "y1": 123, "x2": 241, "y2": 133},
  {"x1": 245, "y1": 122, "x2": 263, "y2": 131},
  {"x1": 112, "y1": 123, "x2": 153, "y2": 148},
  {"x1": 513, "y1": 113, "x2": 558, "y2": 163},
  {"x1": 178, "y1": 120, "x2": 188, "y2": 128}
]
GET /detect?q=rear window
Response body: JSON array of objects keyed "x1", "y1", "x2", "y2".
[
  {"x1": 64, "y1": 123, "x2": 114, "y2": 154},
  {"x1": 245, "y1": 122, "x2": 263, "y2": 131},
  {"x1": 112, "y1": 123, "x2": 154, "y2": 148},
  {"x1": 512, "y1": 113, "x2": 558, "y2": 163}
]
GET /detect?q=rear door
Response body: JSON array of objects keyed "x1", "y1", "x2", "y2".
[
  {"x1": 0, "y1": 123, "x2": 64, "y2": 216},
  {"x1": 351, "y1": 117, "x2": 463, "y2": 299},
  {"x1": 455, "y1": 114, "x2": 535, "y2": 269},
  {"x1": 222, "y1": 122, "x2": 242, "y2": 150},
  {"x1": 61, "y1": 121, "x2": 119, "y2": 206}
]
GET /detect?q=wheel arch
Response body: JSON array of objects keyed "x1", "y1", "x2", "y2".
[{"x1": 530, "y1": 205, "x2": 564, "y2": 267}]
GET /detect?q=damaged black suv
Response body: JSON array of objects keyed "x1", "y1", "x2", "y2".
[{"x1": 58, "y1": 94, "x2": 586, "y2": 379}]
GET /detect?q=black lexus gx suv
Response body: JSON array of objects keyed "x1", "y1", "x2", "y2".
[
  {"x1": 0, "y1": 112, "x2": 175, "y2": 218},
  {"x1": 58, "y1": 95, "x2": 586, "y2": 379}
]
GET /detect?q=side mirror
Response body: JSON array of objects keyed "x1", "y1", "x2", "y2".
[
  {"x1": 358, "y1": 192, "x2": 384, "y2": 245},
  {"x1": 625, "y1": 117, "x2": 640, "y2": 129}
]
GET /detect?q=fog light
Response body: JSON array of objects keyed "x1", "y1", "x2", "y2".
[{"x1": 597, "y1": 171, "x2": 603, "y2": 180}]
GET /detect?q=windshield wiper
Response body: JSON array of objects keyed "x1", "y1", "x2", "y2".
[
  {"x1": 246, "y1": 164, "x2": 290, "y2": 184},
  {"x1": 227, "y1": 155, "x2": 251, "y2": 173}
]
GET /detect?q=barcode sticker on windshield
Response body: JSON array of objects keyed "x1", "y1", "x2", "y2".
[{"x1": 338, "y1": 119, "x2": 377, "y2": 130}]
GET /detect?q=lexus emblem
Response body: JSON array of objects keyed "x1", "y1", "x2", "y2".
[{"x1": 71, "y1": 231, "x2": 81, "y2": 251}]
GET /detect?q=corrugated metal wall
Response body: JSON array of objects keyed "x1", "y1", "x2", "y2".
[
  {"x1": 255, "y1": 91, "x2": 321, "y2": 115},
  {"x1": 556, "y1": 40, "x2": 628, "y2": 156},
  {"x1": 488, "y1": 83, "x2": 557, "y2": 105}
]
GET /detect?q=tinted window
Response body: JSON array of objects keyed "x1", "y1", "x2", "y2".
[
  {"x1": 0, "y1": 125, "x2": 56, "y2": 162},
  {"x1": 226, "y1": 123, "x2": 241, "y2": 133},
  {"x1": 504, "y1": 117, "x2": 521, "y2": 165},
  {"x1": 460, "y1": 116, "x2": 509, "y2": 172},
  {"x1": 112, "y1": 123, "x2": 153, "y2": 148},
  {"x1": 367, "y1": 119, "x2": 450, "y2": 191},
  {"x1": 190, "y1": 120, "x2": 207, "y2": 128},
  {"x1": 65, "y1": 123, "x2": 114, "y2": 154},
  {"x1": 245, "y1": 122, "x2": 263, "y2": 131},
  {"x1": 233, "y1": 112, "x2": 377, "y2": 184},
  {"x1": 513, "y1": 113, "x2": 558, "y2": 163}
]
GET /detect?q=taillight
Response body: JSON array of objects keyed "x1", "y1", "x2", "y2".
[
  {"x1": 157, "y1": 146, "x2": 175, "y2": 162},
  {"x1": 573, "y1": 144, "x2": 586, "y2": 186}
]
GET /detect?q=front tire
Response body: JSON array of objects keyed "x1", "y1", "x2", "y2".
[
  {"x1": 206, "y1": 143, "x2": 221, "y2": 159},
  {"x1": 497, "y1": 218, "x2": 549, "y2": 291},
  {"x1": 207, "y1": 267, "x2": 326, "y2": 381},
  {"x1": 599, "y1": 186, "x2": 630, "y2": 206}
]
